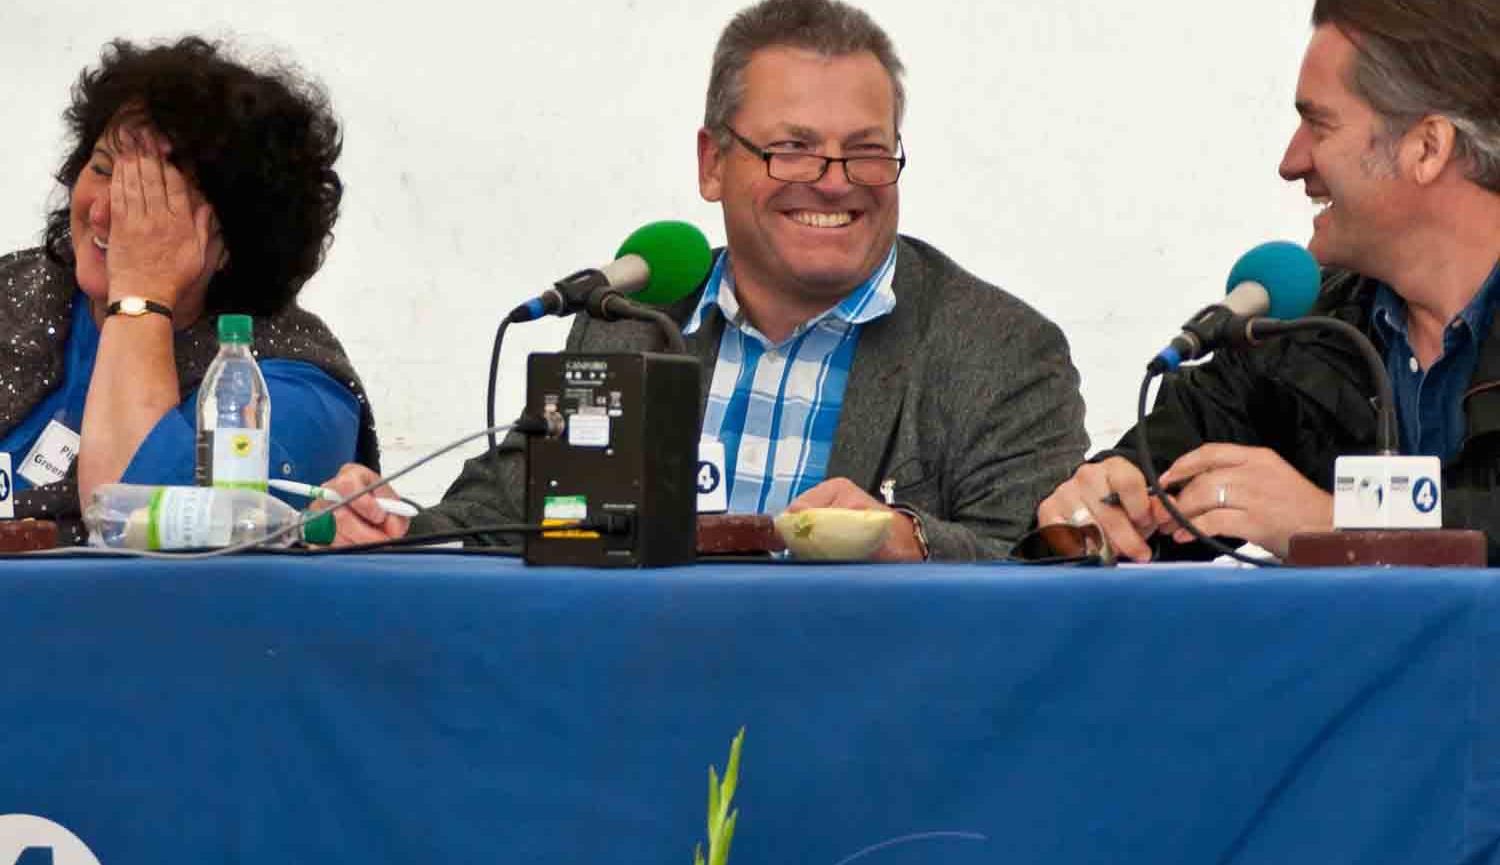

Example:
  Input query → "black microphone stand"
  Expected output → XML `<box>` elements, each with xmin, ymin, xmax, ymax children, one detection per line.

<box><xmin>1245</xmin><ymin>317</ymin><xmax>1399</xmax><ymax>454</ymax></box>
<box><xmin>585</xmin><ymin>289</ymin><xmax>689</xmax><ymax>355</ymax></box>
<box><xmin>1135</xmin><ymin>314</ymin><xmax>1402</xmax><ymax>566</ymax></box>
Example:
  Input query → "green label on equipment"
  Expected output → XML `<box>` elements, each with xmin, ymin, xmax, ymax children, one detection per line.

<box><xmin>543</xmin><ymin>495</ymin><xmax>588</xmax><ymax>521</ymax></box>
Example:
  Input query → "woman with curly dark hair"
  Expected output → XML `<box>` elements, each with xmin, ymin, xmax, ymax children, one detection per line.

<box><xmin>0</xmin><ymin>37</ymin><xmax>379</xmax><ymax>543</ymax></box>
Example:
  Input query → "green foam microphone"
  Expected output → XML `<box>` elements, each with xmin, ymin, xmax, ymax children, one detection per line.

<box><xmin>612</xmin><ymin>220</ymin><xmax>713</xmax><ymax>306</ymax></box>
<box><xmin>510</xmin><ymin>221</ymin><xmax>713</xmax><ymax>324</ymax></box>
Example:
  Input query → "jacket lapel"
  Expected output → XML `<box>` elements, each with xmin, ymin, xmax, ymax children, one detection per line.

<box><xmin>1463</xmin><ymin>298</ymin><xmax>1500</xmax><ymax>447</ymax></box>
<box><xmin>826</xmin><ymin>240</ymin><xmax>923</xmax><ymax>493</ymax></box>
<box><xmin>684</xmin><ymin>303</ymin><xmax>723</xmax><ymax>422</ymax></box>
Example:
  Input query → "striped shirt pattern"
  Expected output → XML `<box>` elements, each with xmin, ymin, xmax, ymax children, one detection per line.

<box><xmin>684</xmin><ymin>246</ymin><xmax>898</xmax><ymax>514</ymax></box>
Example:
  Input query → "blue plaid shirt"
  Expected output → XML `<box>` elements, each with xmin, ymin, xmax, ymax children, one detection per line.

<box><xmin>684</xmin><ymin>246</ymin><xmax>898</xmax><ymax>514</ymax></box>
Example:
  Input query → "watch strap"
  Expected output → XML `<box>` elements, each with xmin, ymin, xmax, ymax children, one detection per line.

<box><xmin>890</xmin><ymin>503</ymin><xmax>931</xmax><ymax>561</ymax></box>
<box><xmin>106</xmin><ymin>297</ymin><xmax>174</xmax><ymax>319</ymax></box>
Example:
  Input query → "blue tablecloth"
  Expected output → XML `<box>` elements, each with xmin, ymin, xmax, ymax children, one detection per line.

<box><xmin>0</xmin><ymin>553</ymin><xmax>1497</xmax><ymax>864</ymax></box>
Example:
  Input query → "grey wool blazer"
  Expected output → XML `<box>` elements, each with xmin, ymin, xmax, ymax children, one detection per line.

<box><xmin>415</xmin><ymin>235</ymin><xmax>1088</xmax><ymax>559</ymax></box>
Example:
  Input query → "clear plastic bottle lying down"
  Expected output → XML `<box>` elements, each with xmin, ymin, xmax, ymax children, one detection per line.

<box><xmin>84</xmin><ymin>483</ymin><xmax>334</xmax><ymax>550</ymax></box>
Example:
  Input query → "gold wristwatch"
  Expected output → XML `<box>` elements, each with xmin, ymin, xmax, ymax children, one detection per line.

<box><xmin>106</xmin><ymin>297</ymin><xmax>173</xmax><ymax>319</ymax></box>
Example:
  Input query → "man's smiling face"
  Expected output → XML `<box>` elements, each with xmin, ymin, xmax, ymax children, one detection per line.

<box><xmin>1278</xmin><ymin>24</ymin><xmax>1414</xmax><ymax>273</ymax></box>
<box><xmin>699</xmin><ymin>45</ymin><xmax>901</xmax><ymax>308</ymax></box>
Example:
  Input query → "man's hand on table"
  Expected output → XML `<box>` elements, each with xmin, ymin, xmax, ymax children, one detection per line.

<box><xmin>1156</xmin><ymin>444</ymin><xmax>1332</xmax><ymax>559</ymax></box>
<box><xmin>1037</xmin><ymin>456</ymin><xmax>1157</xmax><ymax>562</ymax></box>
<box><xmin>1039</xmin><ymin>446</ymin><xmax>1333</xmax><ymax>561</ymax></box>
<box><xmin>786</xmin><ymin>477</ymin><xmax>925</xmax><ymax>562</ymax></box>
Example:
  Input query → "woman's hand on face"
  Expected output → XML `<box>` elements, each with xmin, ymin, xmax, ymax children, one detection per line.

<box><xmin>104</xmin><ymin>128</ymin><xmax>224</xmax><ymax>308</ymax></box>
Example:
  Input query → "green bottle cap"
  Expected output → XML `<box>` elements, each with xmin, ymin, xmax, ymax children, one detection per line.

<box><xmin>217</xmin><ymin>314</ymin><xmax>254</xmax><ymax>345</ymax></box>
<box><xmin>301</xmin><ymin>510</ymin><xmax>336</xmax><ymax>546</ymax></box>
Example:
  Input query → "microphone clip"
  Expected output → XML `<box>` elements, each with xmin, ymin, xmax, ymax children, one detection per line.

<box><xmin>585</xmin><ymin>288</ymin><xmax>626</xmax><ymax>321</ymax></box>
<box><xmin>553</xmin><ymin>268</ymin><xmax>612</xmax><ymax>313</ymax></box>
<box><xmin>1149</xmin><ymin>304</ymin><xmax>1246</xmax><ymax>374</ymax></box>
<box><xmin>1180</xmin><ymin>303</ymin><xmax>1250</xmax><ymax>353</ymax></box>
<box><xmin>506</xmin><ymin>269</ymin><xmax>612</xmax><ymax>324</ymax></box>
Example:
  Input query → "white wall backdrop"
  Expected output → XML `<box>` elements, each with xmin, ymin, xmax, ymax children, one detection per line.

<box><xmin>0</xmin><ymin>0</ymin><xmax>1319</xmax><ymax>502</ymax></box>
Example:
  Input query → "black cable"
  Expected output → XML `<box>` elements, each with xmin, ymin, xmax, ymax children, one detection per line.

<box><xmin>596</xmin><ymin>295</ymin><xmax>689</xmax><ymax>354</ymax></box>
<box><xmin>1134</xmin><ymin>371</ymin><xmax>1283</xmax><ymax>567</ymax></box>
<box><xmin>486</xmin><ymin>316</ymin><xmax>514</xmax><ymax>454</ymax></box>
<box><xmin>1131</xmin><ymin>313</ymin><xmax>1401</xmax><ymax>566</ymax></box>
<box><xmin>633</xmin><ymin>305</ymin><xmax>689</xmax><ymax>355</ymax></box>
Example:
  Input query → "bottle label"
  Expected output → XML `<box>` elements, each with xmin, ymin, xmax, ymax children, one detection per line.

<box><xmin>211</xmin><ymin>429</ymin><xmax>269</xmax><ymax>490</ymax></box>
<box><xmin>148</xmin><ymin>487</ymin><xmax>233</xmax><ymax>549</ymax></box>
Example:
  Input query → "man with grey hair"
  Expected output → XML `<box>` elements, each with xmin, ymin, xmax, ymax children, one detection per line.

<box><xmin>674</xmin><ymin>0</ymin><xmax>1086</xmax><ymax>560</ymax></box>
<box><xmin>1040</xmin><ymin>0</ymin><xmax>1500</xmax><ymax>563</ymax></box>
<box><xmin>324</xmin><ymin>0</ymin><xmax>1089</xmax><ymax>561</ymax></box>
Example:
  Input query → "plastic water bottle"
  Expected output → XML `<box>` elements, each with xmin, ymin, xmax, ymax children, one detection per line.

<box><xmin>195</xmin><ymin>314</ymin><xmax>270</xmax><ymax>489</ymax></box>
<box><xmin>84</xmin><ymin>483</ymin><xmax>334</xmax><ymax>550</ymax></box>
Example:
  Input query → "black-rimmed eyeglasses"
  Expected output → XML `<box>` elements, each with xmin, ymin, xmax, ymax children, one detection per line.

<box><xmin>723</xmin><ymin>126</ymin><xmax>906</xmax><ymax>187</ymax></box>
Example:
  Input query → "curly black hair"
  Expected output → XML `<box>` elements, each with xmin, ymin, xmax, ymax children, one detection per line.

<box><xmin>42</xmin><ymin>37</ymin><xmax>343</xmax><ymax>316</ymax></box>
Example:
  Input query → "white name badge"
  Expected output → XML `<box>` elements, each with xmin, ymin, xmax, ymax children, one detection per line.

<box><xmin>18</xmin><ymin>419</ymin><xmax>81</xmax><ymax>488</ymax></box>
<box><xmin>697</xmin><ymin>439</ymin><xmax>728</xmax><ymax>514</ymax></box>
<box><xmin>0</xmin><ymin>453</ymin><xmax>13</xmax><ymax>519</ymax></box>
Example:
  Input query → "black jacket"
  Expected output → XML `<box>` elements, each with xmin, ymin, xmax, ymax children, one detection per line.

<box><xmin>1103</xmin><ymin>271</ymin><xmax>1500</xmax><ymax>564</ymax></box>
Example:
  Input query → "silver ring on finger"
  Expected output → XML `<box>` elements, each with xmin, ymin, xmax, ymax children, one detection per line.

<box><xmin>1069</xmin><ymin>506</ymin><xmax>1093</xmax><ymax>526</ymax></box>
<box><xmin>1216</xmin><ymin>484</ymin><xmax>1229</xmax><ymax>509</ymax></box>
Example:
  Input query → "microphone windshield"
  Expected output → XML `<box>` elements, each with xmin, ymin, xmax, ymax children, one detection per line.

<box><xmin>615</xmin><ymin>221</ymin><xmax>713</xmax><ymax>305</ymax></box>
<box><xmin>1225</xmin><ymin>241</ymin><xmax>1321</xmax><ymax>320</ymax></box>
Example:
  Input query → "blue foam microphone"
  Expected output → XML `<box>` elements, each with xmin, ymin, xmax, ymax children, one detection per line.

<box><xmin>1149</xmin><ymin>241</ymin><xmax>1322</xmax><ymax>374</ymax></box>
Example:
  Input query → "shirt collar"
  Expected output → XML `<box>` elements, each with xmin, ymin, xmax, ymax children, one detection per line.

<box><xmin>683</xmin><ymin>244</ymin><xmax>899</xmax><ymax>346</ymax></box>
<box><xmin>1371</xmin><ymin>259</ymin><xmax>1500</xmax><ymax>344</ymax></box>
<box><xmin>1370</xmin><ymin>282</ymin><xmax>1406</xmax><ymax>343</ymax></box>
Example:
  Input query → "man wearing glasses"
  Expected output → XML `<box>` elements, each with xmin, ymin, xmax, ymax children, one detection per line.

<box><xmin>327</xmin><ymin>0</ymin><xmax>1087</xmax><ymax>560</ymax></box>
<box><xmin>673</xmin><ymin>0</ymin><xmax>1085</xmax><ymax>562</ymax></box>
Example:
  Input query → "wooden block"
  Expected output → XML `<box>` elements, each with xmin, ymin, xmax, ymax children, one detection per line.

<box><xmin>1287</xmin><ymin>530</ymin><xmax>1486</xmax><ymax>567</ymax></box>
<box><xmin>697</xmin><ymin>514</ymin><xmax>785</xmax><ymax>555</ymax></box>
<box><xmin>0</xmin><ymin>519</ymin><xmax>59</xmax><ymax>553</ymax></box>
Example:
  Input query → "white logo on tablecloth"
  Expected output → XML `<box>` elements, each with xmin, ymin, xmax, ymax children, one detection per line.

<box><xmin>0</xmin><ymin>815</ymin><xmax>101</xmax><ymax>865</ymax></box>
<box><xmin>0</xmin><ymin>453</ymin><xmax>12</xmax><ymax>520</ymax></box>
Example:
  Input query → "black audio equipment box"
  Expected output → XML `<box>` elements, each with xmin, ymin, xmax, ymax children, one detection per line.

<box><xmin>523</xmin><ymin>351</ymin><xmax>700</xmax><ymax>567</ymax></box>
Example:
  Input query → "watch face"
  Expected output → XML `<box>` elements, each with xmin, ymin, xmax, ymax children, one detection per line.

<box><xmin>120</xmin><ymin>297</ymin><xmax>147</xmax><ymax>315</ymax></box>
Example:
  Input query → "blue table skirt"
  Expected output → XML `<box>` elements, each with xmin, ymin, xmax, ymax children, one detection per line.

<box><xmin>0</xmin><ymin>554</ymin><xmax>1496</xmax><ymax>864</ymax></box>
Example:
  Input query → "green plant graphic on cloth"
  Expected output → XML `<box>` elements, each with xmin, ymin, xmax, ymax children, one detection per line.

<box><xmin>689</xmin><ymin>727</ymin><xmax>986</xmax><ymax>865</ymax></box>
<box><xmin>694</xmin><ymin>728</ymin><xmax>744</xmax><ymax>865</ymax></box>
